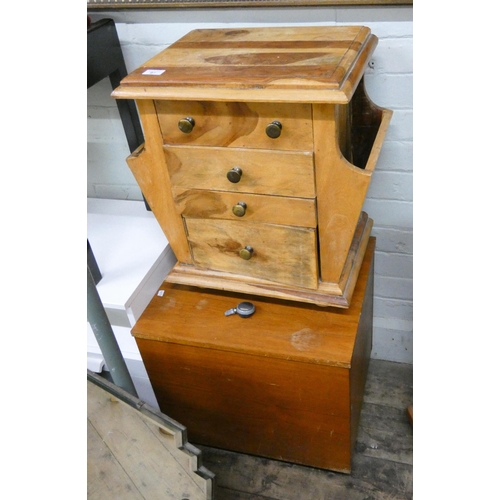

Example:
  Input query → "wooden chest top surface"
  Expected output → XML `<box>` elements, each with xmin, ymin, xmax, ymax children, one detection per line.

<box><xmin>114</xmin><ymin>26</ymin><xmax>377</xmax><ymax>103</ymax></box>
<box><xmin>131</xmin><ymin>238</ymin><xmax>375</xmax><ymax>369</ymax></box>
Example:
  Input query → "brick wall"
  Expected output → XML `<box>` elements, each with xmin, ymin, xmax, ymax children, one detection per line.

<box><xmin>87</xmin><ymin>6</ymin><xmax>413</xmax><ymax>363</ymax></box>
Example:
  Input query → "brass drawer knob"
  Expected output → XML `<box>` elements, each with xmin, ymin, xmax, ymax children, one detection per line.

<box><xmin>232</xmin><ymin>201</ymin><xmax>247</xmax><ymax>217</ymax></box>
<box><xmin>178</xmin><ymin>117</ymin><xmax>195</xmax><ymax>133</ymax></box>
<box><xmin>265</xmin><ymin>120</ymin><xmax>282</xmax><ymax>139</ymax></box>
<box><xmin>227</xmin><ymin>166</ymin><xmax>243</xmax><ymax>183</ymax></box>
<box><xmin>239</xmin><ymin>246</ymin><xmax>254</xmax><ymax>260</ymax></box>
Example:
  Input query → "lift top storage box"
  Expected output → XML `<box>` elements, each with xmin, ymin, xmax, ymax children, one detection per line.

<box><xmin>131</xmin><ymin>237</ymin><xmax>375</xmax><ymax>473</ymax></box>
<box><xmin>113</xmin><ymin>26</ymin><xmax>391</xmax><ymax>308</ymax></box>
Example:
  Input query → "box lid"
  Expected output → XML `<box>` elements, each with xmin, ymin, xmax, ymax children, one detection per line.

<box><xmin>131</xmin><ymin>238</ymin><xmax>374</xmax><ymax>369</ymax></box>
<box><xmin>112</xmin><ymin>26</ymin><xmax>377</xmax><ymax>104</ymax></box>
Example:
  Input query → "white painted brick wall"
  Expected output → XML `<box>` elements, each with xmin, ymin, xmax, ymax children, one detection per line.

<box><xmin>87</xmin><ymin>6</ymin><xmax>413</xmax><ymax>363</ymax></box>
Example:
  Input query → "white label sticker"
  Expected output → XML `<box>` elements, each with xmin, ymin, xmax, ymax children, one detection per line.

<box><xmin>157</xmin><ymin>290</ymin><xmax>165</xmax><ymax>297</ymax></box>
<box><xmin>142</xmin><ymin>69</ymin><xmax>165</xmax><ymax>76</ymax></box>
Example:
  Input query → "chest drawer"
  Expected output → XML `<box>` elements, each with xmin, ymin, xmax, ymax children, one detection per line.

<box><xmin>185</xmin><ymin>218</ymin><xmax>318</xmax><ymax>289</ymax></box>
<box><xmin>172</xmin><ymin>189</ymin><xmax>317</xmax><ymax>228</ymax></box>
<box><xmin>155</xmin><ymin>101</ymin><xmax>313</xmax><ymax>151</ymax></box>
<box><xmin>165</xmin><ymin>145</ymin><xmax>315</xmax><ymax>198</ymax></box>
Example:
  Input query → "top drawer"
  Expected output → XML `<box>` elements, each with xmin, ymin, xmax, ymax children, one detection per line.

<box><xmin>154</xmin><ymin>101</ymin><xmax>313</xmax><ymax>151</ymax></box>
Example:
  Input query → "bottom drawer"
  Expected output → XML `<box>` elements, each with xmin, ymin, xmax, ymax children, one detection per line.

<box><xmin>185</xmin><ymin>218</ymin><xmax>318</xmax><ymax>289</ymax></box>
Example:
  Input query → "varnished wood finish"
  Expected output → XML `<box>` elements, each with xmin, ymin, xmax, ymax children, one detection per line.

<box><xmin>132</xmin><ymin>238</ymin><xmax>375</xmax><ymax>473</ymax></box>
<box><xmin>313</xmin><ymin>81</ymin><xmax>392</xmax><ymax>285</ymax></box>
<box><xmin>313</xmin><ymin>101</ymin><xmax>371</xmax><ymax>283</ymax></box>
<box><xmin>171</xmin><ymin>189</ymin><xmax>317</xmax><ymax>228</ymax></box>
<box><xmin>165</xmin><ymin>146</ymin><xmax>315</xmax><ymax>198</ymax></box>
<box><xmin>185</xmin><ymin>218</ymin><xmax>319</xmax><ymax>289</ymax></box>
<box><xmin>112</xmin><ymin>26</ymin><xmax>377</xmax><ymax>104</ymax></box>
<box><xmin>349</xmin><ymin>240</ymin><xmax>374</xmax><ymax>452</ymax></box>
<box><xmin>197</xmin><ymin>359</ymin><xmax>413</xmax><ymax>500</ymax></box>
<box><xmin>116</xmin><ymin>27</ymin><xmax>392</xmax><ymax>307</ymax></box>
<box><xmin>164</xmin><ymin>211</ymin><xmax>372</xmax><ymax>307</ymax></box>
<box><xmin>126</xmin><ymin>100</ymin><xmax>192</xmax><ymax>263</ymax></box>
<box><xmin>156</xmin><ymin>101</ymin><xmax>313</xmax><ymax>150</ymax></box>
<box><xmin>136</xmin><ymin>341</ymin><xmax>352</xmax><ymax>470</ymax></box>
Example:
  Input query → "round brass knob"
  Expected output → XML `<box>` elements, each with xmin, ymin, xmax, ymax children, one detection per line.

<box><xmin>178</xmin><ymin>117</ymin><xmax>195</xmax><ymax>134</ymax></box>
<box><xmin>265</xmin><ymin>120</ymin><xmax>282</xmax><ymax>139</ymax></box>
<box><xmin>239</xmin><ymin>246</ymin><xmax>253</xmax><ymax>260</ymax></box>
<box><xmin>232</xmin><ymin>201</ymin><xmax>247</xmax><ymax>217</ymax></box>
<box><xmin>227</xmin><ymin>166</ymin><xmax>243</xmax><ymax>183</ymax></box>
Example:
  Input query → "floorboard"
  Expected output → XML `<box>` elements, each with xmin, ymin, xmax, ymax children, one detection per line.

<box><xmin>196</xmin><ymin>359</ymin><xmax>413</xmax><ymax>500</ymax></box>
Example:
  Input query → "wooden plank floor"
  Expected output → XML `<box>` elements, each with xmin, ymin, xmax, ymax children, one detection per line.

<box><xmin>195</xmin><ymin>359</ymin><xmax>413</xmax><ymax>500</ymax></box>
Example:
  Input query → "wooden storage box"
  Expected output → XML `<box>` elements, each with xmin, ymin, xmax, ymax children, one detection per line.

<box><xmin>131</xmin><ymin>237</ymin><xmax>375</xmax><ymax>473</ymax></box>
<box><xmin>113</xmin><ymin>26</ymin><xmax>391</xmax><ymax>308</ymax></box>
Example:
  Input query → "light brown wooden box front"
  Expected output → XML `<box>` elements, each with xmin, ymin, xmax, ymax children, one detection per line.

<box><xmin>132</xmin><ymin>238</ymin><xmax>375</xmax><ymax>473</ymax></box>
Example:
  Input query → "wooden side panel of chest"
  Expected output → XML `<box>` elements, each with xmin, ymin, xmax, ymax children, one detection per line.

<box><xmin>132</xmin><ymin>238</ymin><xmax>375</xmax><ymax>473</ymax></box>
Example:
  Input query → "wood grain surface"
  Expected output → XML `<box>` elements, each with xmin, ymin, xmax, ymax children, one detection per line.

<box><xmin>126</xmin><ymin>100</ymin><xmax>193</xmax><ymax>263</ymax></box>
<box><xmin>133</xmin><ymin>238</ymin><xmax>376</xmax><ymax>367</ymax></box>
<box><xmin>164</xmin><ymin>214</ymin><xmax>372</xmax><ymax>307</ymax></box>
<box><xmin>116</xmin><ymin>26</ymin><xmax>391</xmax><ymax>308</ymax></box>
<box><xmin>185</xmin><ymin>217</ymin><xmax>318</xmax><ymax>288</ymax></box>
<box><xmin>132</xmin><ymin>239</ymin><xmax>375</xmax><ymax>472</ymax></box>
<box><xmin>196</xmin><ymin>359</ymin><xmax>413</xmax><ymax>500</ymax></box>
<box><xmin>171</xmin><ymin>189</ymin><xmax>317</xmax><ymax>228</ymax></box>
<box><xmin>165</xmin><ymin>145</ymin><xmax>315</xmax><ymax>198</ymax></box>
<box><xmin>112</xmin><ymin>26</ymin><xmax>378</xmax><ymax>103</ymax></box>
<box><xmin>156</xmin><ymin>101</ymin><xmax>314</xmax><ymax>150</ymax></box>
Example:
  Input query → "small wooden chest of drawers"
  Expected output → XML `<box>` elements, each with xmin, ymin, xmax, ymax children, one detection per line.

<box><xmin>131</xmin><ymin>237</ymin><xmax>375</xmax><ymax>473</ymax></box>
<box><xmin>113</xmin><ymin>26</ymin><xmax>391</xmax><ymax>308</ymax></box>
